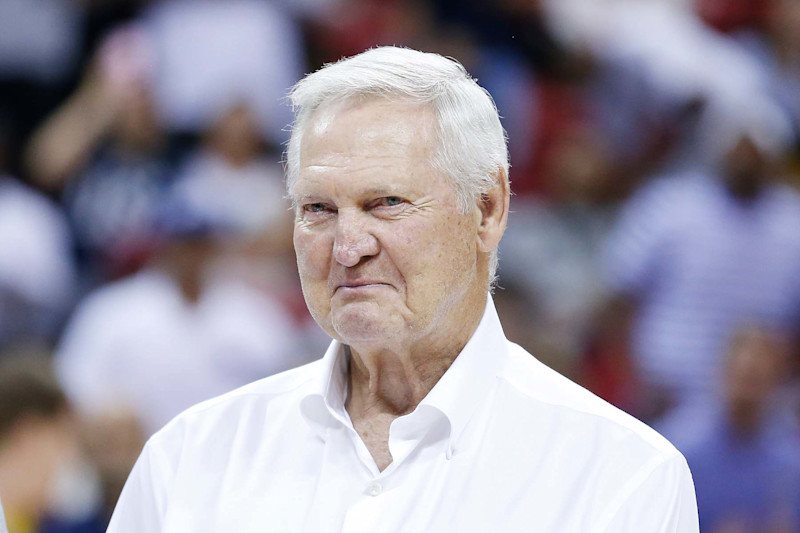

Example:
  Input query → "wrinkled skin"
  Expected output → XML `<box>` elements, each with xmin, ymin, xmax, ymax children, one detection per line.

<box><xmin>293</xmin><ymin>99</ymin><xmax>498</xmax><ymax>358</ymax></box>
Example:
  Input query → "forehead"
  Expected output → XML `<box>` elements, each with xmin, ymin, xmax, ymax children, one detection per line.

<box><xmin>294</xmin><ymin>99</ymin><xmax>444</xmax><ymax>196</ymax></box>
<box><xmin>306</xmin><ymin>97</ymin><xmax>436</xmax><ymax>143</ymax></box>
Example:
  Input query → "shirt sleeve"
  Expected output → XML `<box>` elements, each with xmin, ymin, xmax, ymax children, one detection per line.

<box><xmin>107</xmin><ymin>439</ymin><xmax>173</xmax><ymax>533</ymax></box>
<box><xmin>598</xmin><ymin>453</ymin><xmax>699</xmax><ymax>533</ymax></box>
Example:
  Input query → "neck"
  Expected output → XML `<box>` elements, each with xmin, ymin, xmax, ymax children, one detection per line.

<box><xmin>345</xmin><ymin>291</ymin><xmax>486</xmax><ymax>419</ymax></box>
<box><xmin>345</xmin><ymin>346</ymin><xmax>457</xmax><ymax>417</ymax></box>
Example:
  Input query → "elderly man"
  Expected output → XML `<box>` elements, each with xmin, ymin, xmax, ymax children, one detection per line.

<box><xmin>108</xmin><ymin>47</ymin><xmax>697</xmax><ymax>532</ymax></box>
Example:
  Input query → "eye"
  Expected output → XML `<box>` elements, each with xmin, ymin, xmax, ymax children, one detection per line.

<box><xmin>375</xmin><ymin>196</ymin><xmax>405</xmax><ymax>208</ymax></box>
<box><xmin>383</xmin><ymin>196</ymin><xmax>403</xmax><ymax>207</ymax></box>
<box><xmin>303</xmin><ymin>202</ymin><xmax>335</xmax><ymax>214</ymax></box>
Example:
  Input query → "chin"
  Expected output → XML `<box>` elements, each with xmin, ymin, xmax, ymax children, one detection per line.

<box><xmin>331</xmin><ymin>307</ymin><xmax>402</xmax><ymax>345</ymax></box>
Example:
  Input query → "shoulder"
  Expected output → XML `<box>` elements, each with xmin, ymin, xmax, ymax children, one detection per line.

<box><xmin>110</xmin><ymin>360</ymin><xmax>324</xmax><ymax>516</ymax></box>
<box><xmin>499</xmin><ymin>342</ymin><xmax>681</xmax><ymax>461</ymax></box>
<box><xmin>177</xmin><ymin>359</ymin><xmax>320</xmax><ymax>414</ymax></box>
<box><xmin>486</xmin><ymin>342</ymin><xmax>696</xmax><ymax>527</ymax></box>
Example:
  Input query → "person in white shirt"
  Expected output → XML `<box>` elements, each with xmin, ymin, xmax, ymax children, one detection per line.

<box><xmin>108</xmin><ymin>46</ymin><xmax>698</xmax><ymax>532</ymax></box>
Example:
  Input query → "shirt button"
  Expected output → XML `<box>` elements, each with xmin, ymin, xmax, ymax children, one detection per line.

<box><xmin>367</xmin><ymin>481</ymin><xmax>382</xmax><ymax>497</ymax></box>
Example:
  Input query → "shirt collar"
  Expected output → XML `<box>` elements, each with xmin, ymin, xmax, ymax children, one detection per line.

<box><xmin>418</xmin><ymin>295</ymin><xmax>507</xmax><ymax>451</ymax></box>
<box><xmin>299</xmin><ymin>339</ymin><xmax>351</xmax><ymax>439</ymax></box>
<box><xmin>300</xmin><ymin>295</ymin><xmax>508</xmax><ymax>449</ymax></box>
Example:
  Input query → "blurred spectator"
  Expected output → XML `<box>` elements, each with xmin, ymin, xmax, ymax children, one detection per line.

<box><xmin>602</xmin><ymin>96</ymin><xmax>800</xmax><ymax>419</ymax></box>
<box><xmin>659</xmin><ymin>326</ymin><xmax>800</xmax><ymax>532</ymax></box>
<box><xmin>0</xmin><ymin>353</ymin><xmax>77</xmax><ymax>533</ymax></box>
<box><xmin>0</xmin><ymin>0</ymin><xmax>84</xmax><ymax>176</ymax></box>
<box><xmin>464</xmin><ymin>1</ymin><xmax>722</xmax><ymax>196</ymax></box>
<box><xmin>25</xmin><ymin>25</ymin><xmax>177</xmax><ymax>290</ymax></box>
<box><xmin>733</xmin><ymin>0</ymin><xmax>800</xmax><ymax>151</ymax></box>
<box><xmin>170</xmin><ymin>103</ymin><xmax>290</xmax><ymax>239</ymax></box>
<box><xmin>498</xmin><ymin>124</ymin><xmax>617</xmax><ymax>377</ymax></box>
<box><xmin>55</xmin><ymin>200</ymin><xmax>312</xmax><ymax>437</ymax></box>
<box><xmin>0</xmin><ymin>177</ymin><xmax>75</xmax><ymax>350</ymax></box>
<box><xmin>168</xmin><ymin>101</ymin><xmax>303</xmax><ymax>323</ymax></box>
<box><xmin>140</xmin><ymin>0</ymin><xmax>303</xmax><ymax>145</ymax></box>
<box><xmin>540</xmin><ymin>1</ymin><xmax>767</xmax><ymax>138</ymax></box>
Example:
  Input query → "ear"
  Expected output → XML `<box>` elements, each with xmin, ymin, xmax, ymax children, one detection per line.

<box><xmin>476</xmin><ymin>168</ymin><xmax>510</xmax><ymax>253</ymax></box>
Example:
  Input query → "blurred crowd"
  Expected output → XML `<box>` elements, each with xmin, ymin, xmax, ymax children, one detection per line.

<box><xmin>0</xmin><ymin>0</ymin><xmax>799</xmax><ymax>531</ymax></box>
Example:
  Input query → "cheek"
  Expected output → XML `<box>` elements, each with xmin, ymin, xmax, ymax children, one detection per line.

<box><xmin>401</xmin><ymin>213</ymin><xmax>476</xmax><ymax>287</ymax></box>
<box><xmin>294</xmin><ymin>228</ymin><xmax>332</xmax><ymax>280</ymax></box>
<box><xmin>294</xmin><ymin>228</ymin><xmax>335</xmax><ymax>325</ymax></box>
<box><xmin>436</xmin><ymin>211</ymin><xmax>476</xmax><ymax>259</ymax></box>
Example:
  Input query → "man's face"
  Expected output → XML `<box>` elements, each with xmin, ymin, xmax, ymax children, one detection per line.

<box><xmin>292</xmin><ymin>99</ymin><xmax>483</xmax><ymax>350</ymax></box>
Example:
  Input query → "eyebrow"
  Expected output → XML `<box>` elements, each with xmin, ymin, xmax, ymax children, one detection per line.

<box><xmin>294</xmin><ymin>186</ymin><xmax>405</xmax><ymax>204</ymax></box>
<box><xmin>294</xmin><ymin>194</ymin><xmax>327</xmax><ymax>204</ymax></box>
<box><xmin>361</xmin><ymin>186</ymin><xmax>400</xmax><ymax>196</ymax></box>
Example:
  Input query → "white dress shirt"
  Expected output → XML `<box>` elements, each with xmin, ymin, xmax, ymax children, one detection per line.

<box><xmin>108</xmin><ymin>297</ymin><xmax>698</xmax><ymax>532</ymax></box>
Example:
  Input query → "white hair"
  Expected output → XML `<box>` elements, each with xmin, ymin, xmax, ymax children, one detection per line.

<box><xmin>286</xmin><ymin>46</ymin><xmax>509</xmax><ymax>281</ymax></box>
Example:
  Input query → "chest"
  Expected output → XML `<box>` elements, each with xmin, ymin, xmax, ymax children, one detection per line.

<box><xmin>159</xmin><ymin>392</ymin><xmax>646</xmax><ymax>533</ymax></box>
<box><xmin>349</xmin><ymin>413</ymin><xmax>394</xmax><ymax>472</ymax></box>
<box><xmin>163</xmin><ymin>440</ymin><xmax>604</xmax><ymax>533</ymax></box>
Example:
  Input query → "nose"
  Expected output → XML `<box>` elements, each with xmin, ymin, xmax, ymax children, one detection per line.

<box><xmin>333</xmin><ymin>208</ymin><xmax>379</xmax><ymax>267</ymax></box>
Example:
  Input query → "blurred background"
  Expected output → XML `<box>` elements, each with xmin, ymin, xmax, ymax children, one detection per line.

<box><xmin>0</xmin><ymin>0</ymin><xmax>799</xmax><ymax>531</ymax></box>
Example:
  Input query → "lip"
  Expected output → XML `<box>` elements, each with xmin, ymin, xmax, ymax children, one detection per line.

<box><xmin>335</xmin><ymin>282</ymin><xmax>392</xmax><ymax>291</ymax></box>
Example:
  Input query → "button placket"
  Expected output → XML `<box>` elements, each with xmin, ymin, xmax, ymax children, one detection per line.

<box><xmin>366</xmin><ymin>481</ymin><xmax>382</xmax><ymax>497</ymax></box>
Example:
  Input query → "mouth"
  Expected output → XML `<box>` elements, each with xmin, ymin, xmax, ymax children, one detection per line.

<box><xmin>335</xmin><ymin>282</ymin><xmax>392</xmax><ymax>292</ymax></box>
